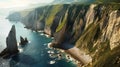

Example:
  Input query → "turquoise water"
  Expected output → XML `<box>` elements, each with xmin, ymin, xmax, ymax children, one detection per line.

<box><xmin>0</xmin><ymin>13</ymin><xmax>76</xmax><ymax>67</ymax></box>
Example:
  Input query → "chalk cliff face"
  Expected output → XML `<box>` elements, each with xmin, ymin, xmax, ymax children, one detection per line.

<box><xmin>8</xmin><ymin>3</ymin><xmax>120</xmax><ymax>67</ymax></box>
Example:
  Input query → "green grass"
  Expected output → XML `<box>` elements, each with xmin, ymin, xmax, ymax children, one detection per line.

<box><xmin>92</xmin><ymin>45</ymin><xmax>120</xmax><ymax>67</ymax></box>
<box><xmin>76</xmin><ymin>23</ymin><xmax>100</xmax><ymax>52</ymax></box>
<box><xmin>95</xmin><ymin>0</ymin><xmax>120</xmax><ymax>3</ymax></box>
<box><xmin>94</xmin><ymin>3</ymin><xmax>120</xmax><ymax>11</ymax></box>
<box><xmin>55</xmin><ymin>10</ymin><xmax>68</xmax><ymax>32</ymax></box>
<box><xmin>38</xmin><ymin>9</ymin><xmax>46</xmax><ymax>21</ymax></box>
<box><xmin>45</xmin><ymin>4</ymin><xmax>63</xmax><ymax>26</ymax></box>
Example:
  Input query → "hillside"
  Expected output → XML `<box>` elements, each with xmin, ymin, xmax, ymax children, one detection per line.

<box><xmin>7</xmin><ymin>3</ymin><xmax>120</xmax><ymax>67</ymax></box>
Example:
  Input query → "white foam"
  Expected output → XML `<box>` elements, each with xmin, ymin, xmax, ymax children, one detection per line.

<box><xmin>47</xmin><ymin>50</ymin><xmax>54</xmax><ymax>54</ymax></box>
<box><xmin>17</xmin><ymin>43</ymin><xmax>19</xmax><ymax>46</ymax></box>
<box><xmin>43</xmin><ymin>44</ymin><xmax>47</xmax><ymax>46</ymax></box>
<box><xmin>40</xmin><ymin>33</ymin><xmax>44</xmax><ymax>36</ymax></box>
<box><xmin>38</xmin><ymin>31</ymin><xmax>44</xmax><ymax>33</ymax></box>
<box><xmin>45</xmin><ymin>34</ymin><xmax>50</xmax><ymax>38</ymax></box>
<box><xmin>28</xmin><ymin>41</ymin><xmax>31</xmax><ymax>43</ymax></box>
<box><xmin>47</xmin><ymin>43</ymin><xmax>52</xmax><ymax>48</ymax></box>
<box><xmin>18</xmin><ymin>48</ymin><xmax>23</xmax><ymax>53</ymax></box>
<box><xmin>47</xmin><ymin>51</ymin><xmax>51</xmax><ymax>53</ymax></box>
<box><xmin>51</xmin><ymin>37</ymin><xmax>54</xmax><ymax>39</ymax></box>
<box><xmin>49</xmin><ymin>60</ymin><xmax>56</xmax><ymax>64</ymax></box>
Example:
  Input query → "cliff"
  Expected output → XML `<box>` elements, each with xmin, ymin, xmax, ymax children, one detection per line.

<box><xmin>6</xmin><ymin>12</ymin><xmax>22</xmax><ymax>22</ymax></box>
<box><xmin>8</xmin><ymin>3</ymin><xmax>120</xmax><ymax>67</ymax></box>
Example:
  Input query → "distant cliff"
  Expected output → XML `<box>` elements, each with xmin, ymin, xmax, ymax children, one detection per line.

<box><xmin>8</xmin><ymin>3</ymin><xmax>120</xmax><ymax>67</ymax></box>
<box><xmin>6</xmin><ymin>12</ymin><xmax>22</xmax><ymax>22</ymax></box>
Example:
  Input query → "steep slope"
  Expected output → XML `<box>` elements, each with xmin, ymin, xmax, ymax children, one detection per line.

<box><xmin>7</xmin><ymin>3</ymin><xmax>120</xmax><ymax>67</ymax></box>
<box><xmin>75</xmin><ymin>4</ymin><xmax>120</xmax><ymax>67</ymax></box>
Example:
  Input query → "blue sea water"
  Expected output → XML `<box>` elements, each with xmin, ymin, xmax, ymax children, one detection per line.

<box><xmin>0</xmin><ymin>12</ymin><xmax>77</xmax><ymax>67</ymax></box>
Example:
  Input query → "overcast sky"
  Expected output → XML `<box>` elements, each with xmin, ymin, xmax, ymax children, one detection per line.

<box><xmin>0</xmin><ymin>0</ymin><xmax>54</xmax><ymax>8</ymax></box>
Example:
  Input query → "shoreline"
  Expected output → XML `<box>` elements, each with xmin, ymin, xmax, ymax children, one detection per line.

<box><xmin>48</xmin><ymin>42</ymin><xmax>92</xmax><ymax>66</ymax></box>
<box><xmin>24</xmin><ymin>28</ymin><xmax>92</xmax><ymax>66</ymax></box>
<box><xmin>65</xmin><ymin>47</ymin><xmax>92</xmax><ymax>66</ymax></box>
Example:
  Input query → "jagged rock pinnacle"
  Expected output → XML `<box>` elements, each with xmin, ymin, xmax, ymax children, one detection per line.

<box><xmin>6</xmin><ymin>25</ymin><xmax>18</xmax><ymax>53</ymax></box>
<box><xmin>0</xmin><ymin>25</ymin><xmax>19</xmax><ymax>58</ymax></box>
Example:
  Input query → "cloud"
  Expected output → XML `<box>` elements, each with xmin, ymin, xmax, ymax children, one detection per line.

<box><xmin>0</xmin><ymin>0</ymin><xmax>54</xmax><ymax>8</ymax></box>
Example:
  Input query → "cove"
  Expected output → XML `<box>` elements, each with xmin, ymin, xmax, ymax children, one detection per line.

<box><xmin>0</xmin><ymin>16</ymin><xmax>76</xmax><ymax>67</ymax></box>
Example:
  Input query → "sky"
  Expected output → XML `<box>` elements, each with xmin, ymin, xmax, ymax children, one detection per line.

<box><xmin>0</xmin><ymin>0</ymin><xmax>54</xmax><ymax>8</ymax></box>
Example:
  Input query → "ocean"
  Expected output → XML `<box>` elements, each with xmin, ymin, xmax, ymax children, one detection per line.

<box><xmin>0</xmin><ymin>11</ymin><xmax>76</xmax><ymax>67</ymax></box>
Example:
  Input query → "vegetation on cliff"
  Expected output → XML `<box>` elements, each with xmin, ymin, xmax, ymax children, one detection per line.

<box><xmin>7</xmin><ymin>2</ymin><xmax>120</xmax><ymax>67</ymax></box>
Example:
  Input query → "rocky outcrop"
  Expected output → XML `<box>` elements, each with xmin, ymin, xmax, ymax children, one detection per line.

<box><xmin>8</xmin><ymin>3</ymin><xmax>120</xmax><ymax>66</ymax></box>
<box><xmin>19</xmin><ymin>36</ymin><xmax>28</xmax><ymax>45</ymax></box>
<box><xmin>104</xmin><ymin>10</ymin><xmax>120</xmax><ymax>50</ymax></box>
<box><xmin>0</xmin><ymin>25</ymin><xmax>19</xmax><ymax>58</ymax></box>
<box><xmin>35</xmin><ymin>4</ymin><xmax>120</xmax><ymax>66</ymax></box>
<box><xmin>75</xmin><ymin>4</ymin><xmax>120</xmax><ymax>67</ymax></box>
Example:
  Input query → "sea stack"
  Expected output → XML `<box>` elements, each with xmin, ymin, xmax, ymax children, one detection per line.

<box><xmin>0</xmin><ymin>25</ymin><xmax>19</xmax><ymax>58</ymax></box>
<box><xmin>25</xmin><ymin>37</ymin><xmax>28</xmax><ymax>43</ymax></box>
<box><xmin>20</xmin><ymin>36</ymin><xmax>25</xmax><ymax>45</ymax></box>
<box><xmin>20</xmin><ymin>36</ymin><xmax>28</xmax><ymax>45</ymax></box>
